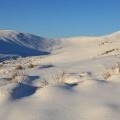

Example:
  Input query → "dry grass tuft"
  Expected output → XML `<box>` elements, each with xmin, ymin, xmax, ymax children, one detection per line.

<box><xmin>28</xmin><ymin>63</ymin><xmax>35</xmax><ymax>68</ymax></box>
<box><xmin>40</xmin><ymin>80</ymin><xmax>49</xmax><ymax>88</ymax></box>
<box><xmin>103</xmin><ymin>70</ymin><xmax>111</xmax><ymax>80</ymax></box>
<box><xmin>103</xmin><ymin>62</ymin><xmax>120</xmax><ymax>80</ymax></box>
<box><xmin>52</xmin><ymin>71</ymin><xmax>67</xmax><ymax>85</ymax></box>
<box><xmin>6</xmin><ymin>70</ymin><xmax>27</xmax><ymax>83</ymax></box>
<box><xmin>15</xmin><ymin>65</ymin><xmax>24</xmax><ymax>70</ymax></box>
<box><xmin>0</xmin><ymin>63</ymin><xmax>3</xmax><ymax>68</ymax></box>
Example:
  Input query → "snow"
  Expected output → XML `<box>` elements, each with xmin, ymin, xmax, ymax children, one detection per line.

<box><xmin>0</xmin><ymin>30</ymin><xmax>60</xmax><ymax>57</ymax></box>
<box><xmin>0</xmin><ymin>30</ymin><xmax>120</xmax><ymax>120</ymax></box>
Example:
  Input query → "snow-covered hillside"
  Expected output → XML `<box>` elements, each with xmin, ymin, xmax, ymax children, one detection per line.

<box><xmin>0</xmin><ymin>30</ymin><xmax>60</xmax><ymax>57</ymax></box>
<box><xmin>0</xmin><ymin>30</ymin><xmax>120</xmax><ymax>120</ymax></box>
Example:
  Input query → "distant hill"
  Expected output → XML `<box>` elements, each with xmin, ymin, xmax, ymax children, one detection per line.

<box><xmin>0</xmin><ymin>30</ymin><xmax>59</xmax><ymax>57</ymax></box>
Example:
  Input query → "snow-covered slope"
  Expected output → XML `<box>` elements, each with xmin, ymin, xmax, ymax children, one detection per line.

<box><xmin>0</xmin><ymin>30</ymin><xmax>120</xmax><ymax>120</ymax></box>
<box><xmin>0</xmin><ymin>30</ymin><xmax>60</xmax><ymax>57</ymax></box>
<box><xmin>0</xmin><ymin>30</ymin><xmax>120</xmax><ymax>58</ymax></box>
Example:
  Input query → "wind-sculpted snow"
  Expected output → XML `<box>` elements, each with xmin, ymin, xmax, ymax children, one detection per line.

<box><xmin>0</xmin><ymin>30</ymin><xmax>120</xmax><ymax>120</ymax></box>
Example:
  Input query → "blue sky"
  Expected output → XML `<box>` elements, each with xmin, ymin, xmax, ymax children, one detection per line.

<box><xmin>0</xmin><ymin>0</ymin><xmax>120</xmax><ymax>38</ymax></box>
